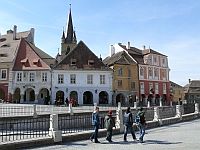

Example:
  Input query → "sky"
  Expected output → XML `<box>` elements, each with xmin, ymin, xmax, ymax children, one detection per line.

<box><xmin>0</xmin><ymin>0</ymin><xmax>200</xmax><ymax>86</ymax></box>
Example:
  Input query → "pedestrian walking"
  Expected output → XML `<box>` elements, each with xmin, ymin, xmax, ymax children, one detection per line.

<box><xmin>135</xmin><ymin>107</ymin><xmax>146</xmax><ymax>143</ymax></box>
<box><xmin>123</xmin><ymin>107</ymin><xmax>137</xmax><ymax>142</ymax></box>
<box><xmin>90</xmin><ymin>106</ymin><xmax>100</xmax><ymax>143</ymax></box>
<box><xmin>104</xmin><ymin>110</ymin><xmax>115</xmax><ymax>143</ymax></box>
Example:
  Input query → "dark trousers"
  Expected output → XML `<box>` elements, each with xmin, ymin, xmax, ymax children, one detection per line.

<box><xmin>123</xmin><ymin>125</ymin><xmax>136</xmax><ymax>141</ymax></box>
<box><xmin>106</xmin><ymin>129</ymin><xmax>113</xmax><ymax>141</ymax></box>
<box><xmin>90</xmin><ymin>125</ymin><xmax>99</xmax><ymax>142</ymax></box>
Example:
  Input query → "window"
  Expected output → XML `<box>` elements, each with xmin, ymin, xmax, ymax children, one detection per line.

<box><xmin>87</xmin><ymin>74</ymin><xmax>93</xmax><ymax>84</ymax></box>
<box><xmin>70</xmin><ymin>74</ymin><xmax>76</xmax><ymax>84</ymax></box>
<box><xmin>58</xmin><ymin>74</ymin><xmax>64</xmax><ymax>84</ymax></box>
<box><xmin>128</xmin><ymin>69</ymin><xmax>131</xmax><ymax>77</ymax></box>
<box><xmin>154</xmin><ymin>57</ymin><xmax>157</xmax><ymax>63</ymax></box>
<box><xmin>118</xmin><ymin>80</ymin><xmax>122</xmax><ymax>87</ymax></box>
<box><xmin>29</xmin><ymin>72</ymin><xmax>35</xmax><ymax>82</ymax></box>
<box><xmin>148</xmin><ymin>67</ymin><xmax>153</xmax><ymax>78</ymax></box>
<box><xmin>140</xmin><ymin>82</ymin><xmax>144</xmax><ymax>93</ymax></box>
<box><xmin>42</xmin><ymin>72</ymin><xmax>47</xmax><ymax>82</ymax></box>
<box><xmin>71</xmin><ymin>59</ymin><xmax>76</xmax><ymax>65</ymax></box>
<box><xmin>140</xmin><ymin>67</ymin><xmax>144</xmax><ymax>77</ymax></box>
<box><xmin>154</xmin><ymin>68</ymin><xmax>159</xmax><ymax>78</ymax></box>
<box><xmin>100</xmin><ymin>75</ymin><xmax>105</xmax><ymax>84</ymax></box>
<box><xmin>149</xmin><ymin>82</ymin><xmax>153</xmax><ymax>93</ymax></box>
<box><xmin>131</xmin><ymin>82</ymin><xmax>135</xmax><ymax>90</ymax></box>
<box><xmin>118</xmin><ymin>68</ymin><xmax>123</xmax><ymax>76</ymax></box>
<box><xmin>17</xmin><ymin>72</ymin><xmax>22</xmax><ymax>82</ymax></box>
<box><xmin>88</xmin><ymin>60</ymin><xmax>94</xmax><ymax>66</ymax></box>
<box><xmin>1</xmin><ymin>69</ymin><xmax>7</xmax><ymax>80</ymax></box>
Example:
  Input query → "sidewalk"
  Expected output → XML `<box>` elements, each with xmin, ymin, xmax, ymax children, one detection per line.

<box><xmin>27</xmin><ymin>119</ymin><xmax>200</xmax><ymax>150</ymax></box>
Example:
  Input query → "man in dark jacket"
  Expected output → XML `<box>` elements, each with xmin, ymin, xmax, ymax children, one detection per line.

<box><xmin>123</xmin><ymin>107</ymin><xmax>136</xmax><ymax>142</ymax></box>
<box><xmin>90</xmin><ymin>107</ymin><xmax>100</xmax><ymax>143</ymax></box>
<box><xmin>104</xmin><ymin>110</ymin><xmax>115</xmax><ymax>142</ymax></box>
<box><xmin>136</xmin><ymin>107</ymin><xmax>146</xmax><ymax>143</ymax></box>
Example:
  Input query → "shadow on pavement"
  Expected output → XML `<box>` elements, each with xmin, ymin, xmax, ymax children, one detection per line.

<box><xmin>142</xmin><ymin>139</ymin><xmax>182</xmax><ymax>145</ymax></box>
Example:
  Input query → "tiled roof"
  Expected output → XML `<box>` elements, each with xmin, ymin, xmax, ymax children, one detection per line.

<box><xmin>54</xmin><ymin>41</ymin><xmax>111</xmax><ymax>71</ymax></box>
<box><xmin>118</xmin><ymin>44</ymin><xmax>144</xmax><ymax>64</ymax></box>
<box><xmin>0</xmin><ymin>30</ymin><xmax>31</xmax><ymax>63</ymax></box>
<box><xmin>143</xmin><ymin>48</ymin><xmax>167</xmax><ymax>56</ymax></box>
<box><xmin>103</xmin><ymin>51</ymin><xmax>136</xmax><ymax>66</ymax></box>
<box><xmin>28</xmin><ymin>42</ymin><xmax>55</xmax><ymax>66</ymax></box>
<box><xmin>12</xmin><ymin>38</ymin><xmax>51</xmax><ymax>71</ymax></box>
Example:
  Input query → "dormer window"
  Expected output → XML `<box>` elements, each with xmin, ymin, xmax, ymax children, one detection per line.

<box><xmin>88</xmin><ymin>60</ymin><xmax>94</xmax><ymax>66</ymax></box>
<box><xmin>1</xmin><ymin>44</ymin><xmax>10</xmax><ymax>47</ymax></box>
<box><xmin>21</xmin><ymin>58</ymin><xmax>29</xmax><ymax>67</ymax></box>
<box><xmin>0</xmin><ymin>53</ymin><xmax>7</xmax><ymax>57</ymax></box>
<box><xmin>33</xmin><ymin>59</ymin><xmax>41</xmax><ymax>66</ymax></box>
<box><xmin>71</xmin><ymin>59</ymin><xmax>76</xmax><ymax>65</ymax></box>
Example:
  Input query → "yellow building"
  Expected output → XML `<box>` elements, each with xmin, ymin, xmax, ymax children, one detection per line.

<box><xmin>103</xmin><ymin>51</ymin><xmax>139</xmax><ymax>106</ymax></box>
<box><xmin>170</xmin><ymin>81</ymin><xmax>184</xmax><ymax>103</ymax></box>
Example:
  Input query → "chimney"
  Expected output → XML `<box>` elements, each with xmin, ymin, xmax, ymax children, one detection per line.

<box><xmin>189</xmin><ymin>79</ymin><xmax>191</xmax><ymax>83</ymax></box>
<box><xmin>126</xmin><ymin>41</ymin><xmax>130</xmax><ymax>49</ymax></box>
<box><xmin>30</xmin><ymin>28</ymin><xmax>35</xmax><ymax>44</ymax></box>
<box><xmin>110</xmin><ymin>45</ymin><xmax>115</xmax><ymax>56</ymax></box>
<box><xmin>13</xmin><ymin>25</ymin><xmax>17</xmax><ymax>40</ymax></box>
<box><xmin>143</xmin><ymin>45</ymin><xmax>146</xmax><ymax>50</ymax></box>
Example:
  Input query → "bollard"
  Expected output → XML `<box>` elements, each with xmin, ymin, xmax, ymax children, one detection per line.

<box><xmin>33</xmin><ymin>104</ymin><xmax>37</xmax><ymax>118</ymax></box>
<box><xmin>195</xmin><ymin>103</ymin><xmax>199</xmax><ymax>114</ymax></box>
<box><xmin>153</xmin><ymin>107</ymin><xmax>162</xmax><ymax>125</ymax></box>
<box><xmin>116</xmin><ymin>102</ymin><xmax>123</xmax><ymax>133</ymax></box>
<box><xmin>49</xmin><ymin>114</ymin><xmax>62</xmax><ymax>143</ymax></box>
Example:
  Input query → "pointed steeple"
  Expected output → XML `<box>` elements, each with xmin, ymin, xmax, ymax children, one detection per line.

<box><xmin>61</xmin><ymin>4</ymin><xmax>77</xmax><ymax>56</ymax></box>
<box><xmin>65</xmin><ymin>4</ymin><xmax>74</xmax><ymax>43</ymax></box>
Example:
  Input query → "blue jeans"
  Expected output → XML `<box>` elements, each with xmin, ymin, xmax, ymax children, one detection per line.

<box><xmin>138</xmin><ymin>124</ymin><xmax>145</xmax><ymax>141</ymax></box>
<box><xmin>123</xmin><ymin>125</ymin><xmax>136</xmax><ymax>141</ymax></box>
<box><xmin>90</xmin><ymin>125</ymin><xmax>99</xmax><ymax>142</ymax></box>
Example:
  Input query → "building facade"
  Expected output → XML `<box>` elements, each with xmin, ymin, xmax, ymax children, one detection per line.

<box><xmin>52</xmin><ymin>7</ymin><xmax>113</xmax><ymax>105</ymax></box>
<box><xmin>0</xmin><ymin>25</ymin><xmax>34</xmax><ymax>102</ymax></box>
<box><xmin>106</xmin><ymin>42</ymin><xmax>170</xmax><ymax>106</ymax></box>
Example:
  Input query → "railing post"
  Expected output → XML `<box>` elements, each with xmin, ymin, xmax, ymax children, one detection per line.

<box><xmin>176</xmin><ymin>105</ymin><xmax>182</xmax><ymax>120</ymax></box>
<box><xmin>33</xmin><ymin>104</ymin><xmax>37</xmax><ymax>118</ymax></box>
<box><xmin>159</xmin><ymin>97</ymin><xmax>163</xmax><ymax>107</ymax></box>
<box><xmin>116</xmin><ymin>102</ymin><xmax>123</xmax><ymax>133</ymax></box>
<box><xmin>68</xmin><ymin>103</ymin><xmax>73</xmax><ymax>115</ymax></box>
<box><xmin>49</xmin><ymin>114</ymin><xmax>62</xmax><ymax>143</ymax></box>
<box><xmin>170</xmin><ymin>101</ymin><xmax>173</xmax><ymax>107</ymax></box>
<box><xmin>195</xmin><ymin>103</ymin><xmax>199</xmax><ymax>114</ymax></box>
<box><xmin>153</xmin><ymin>107</ymin><xmax>162</xmax><ymax>125</ymax></box>
<box><xmin>147</xmin><ymin>101</ymin><xmax>150</xmax><ymax>108</ymax></box>
<box><xmin>134</xmin><ymin>102</ymin><xmax>137</xmax><ymax>109</ymax></box>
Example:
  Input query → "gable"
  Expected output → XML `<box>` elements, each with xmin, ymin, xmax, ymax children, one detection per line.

<box><xmin>12</xmin><ymin>38</ymin><xmax>51</xmax><ymax>71</ymax></box>
<box><xmin>54</xmin><ymin>41</ymin><xmax>110</xmax><ymax>70</ymax></box>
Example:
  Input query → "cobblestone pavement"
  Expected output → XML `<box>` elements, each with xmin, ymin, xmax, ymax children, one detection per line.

<box><xmin>27</xmin><ymin>119</ymin><xmax>200</xmax><ymax>150</ymax></box>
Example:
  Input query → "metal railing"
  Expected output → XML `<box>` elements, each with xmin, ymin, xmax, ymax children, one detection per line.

<box><xmin>0</xmin><ymin>116</ymin><xmax>50</xmax><ymax>143</ymax></box>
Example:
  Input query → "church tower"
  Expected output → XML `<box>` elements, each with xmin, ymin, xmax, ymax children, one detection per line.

<box><xmin>61</xmin><ymin>5</ymin><xmax>77</xmax><ymax>56</ymax></box>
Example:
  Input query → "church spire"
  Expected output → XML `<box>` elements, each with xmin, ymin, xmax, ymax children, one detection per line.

<box><xmin>65</xmin><ymin>4</ymin><xmax>74</xmax><ymax>43</ymax></box>
<box><xmin>61</xmin><ymin>4</ymin><xmax>77</xmax><ymax>56</ymax></box>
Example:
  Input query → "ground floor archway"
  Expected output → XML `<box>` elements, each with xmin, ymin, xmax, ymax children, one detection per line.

<box><xmin>0</xmin><ymin>88</ymin><xmax>5</xmax><ymax>100</ymax></box>
<box><xmin>116</xmin><ymin>93</ymin><xmax>125</xmax><ymax>106</ymax></box>
<box><xmin>38</xmin><ymin>88</ymin><xmax>50</xmax><ymax>104</ymax></box>
<box><xmin>24</xmin><ymin>88</ymin><xmax>35</xmax><ymax>102</ymax></box>
<box><xmin>99</xmin><ymin>91</ymin><xmax>108</xmax><ymax>104</ymax></box>
<box><xmin>13</xmin><ymin>88</ymin><xmax>20</xmax><ymax>103</ymax></box>
<box><xmin>83</xmin><ymin>91</ymin><xmax>93</xmax><ymax>104</ymax></box>
<box><xmin>56</xmin><ymin>91</ymin><xmax>64</xmax><ymax>105</ymax></box>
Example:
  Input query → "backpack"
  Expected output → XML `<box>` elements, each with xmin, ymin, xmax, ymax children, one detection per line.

<box><xmin>135</xmin><ymin>112</ymin><xmax>145</xmax><ymax>124</ymax></box>
<box><xmin>135</xmin><ymin>114</ymin><xmax>140</xmax><ymax>124</ymax></box>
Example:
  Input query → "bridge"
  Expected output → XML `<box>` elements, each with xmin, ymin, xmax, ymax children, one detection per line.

<box><xmin>0</xmin><ymin>103</ymin><xmax>199</xmax><ymax>149</ymax></box>
<box><xmin>28</xmin><ymin>119</ymin><xmax>200</xmax><ymax>150</ymax></box>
